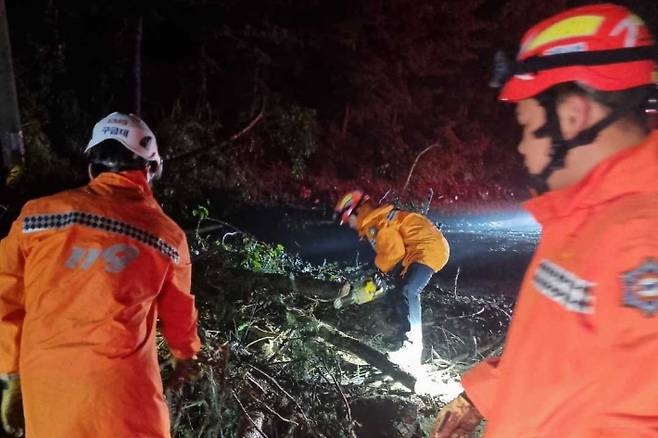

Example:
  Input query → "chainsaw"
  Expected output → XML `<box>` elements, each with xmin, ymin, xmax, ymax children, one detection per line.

<box><xmin>333</xmin><ymin>275</ymin><xmax>388</xmax><ymax>309</ymax></box>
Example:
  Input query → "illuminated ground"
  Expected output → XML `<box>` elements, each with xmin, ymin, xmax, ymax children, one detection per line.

<box><xmin>185</xmin><ymin>201</ymin><xmax>539</xmax><ymax>437</ymax></box>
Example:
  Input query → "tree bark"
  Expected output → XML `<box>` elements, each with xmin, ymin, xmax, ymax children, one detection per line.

<box><xmin>0</xmin><ymin>0</ymin><xmax>23</xmax><ymax>169</ymax></box>
<box><xmin>313</xmin><ymin>319</ymin><xmax>416</xmax><ymax>390</ymax></box>
<box><xmin>236</xmin><ymin>410</ymin><xmax>267</xmax><ymax>438</ymax></box>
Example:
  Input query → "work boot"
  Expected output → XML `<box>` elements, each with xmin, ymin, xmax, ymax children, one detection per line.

<box><xmin>387</xmin><ymin>340</ymin><xmax>422</xmax><ymax>373</ymax></box>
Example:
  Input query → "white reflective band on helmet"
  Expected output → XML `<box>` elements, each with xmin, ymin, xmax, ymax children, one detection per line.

<box><xmin>85</xmin><ymin>112</ymin><xmax>162</xmax><ymax>167</ymax></box>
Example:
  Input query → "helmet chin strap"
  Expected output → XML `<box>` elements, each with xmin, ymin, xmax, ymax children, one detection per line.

<box><xmin>147</xmin><ymin>160</ymin><xmax>163</xmax><ymax>183</ymax></box>
<box><xmin>527</xmin><ymin>88</ymin><xmax>650</xmax><ymax>194</ymax></box>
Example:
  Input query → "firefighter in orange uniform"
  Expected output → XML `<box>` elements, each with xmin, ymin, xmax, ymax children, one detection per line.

<box><xmin>432</xmin><ymin>4</ymin><xmax>658</xmax><ymax>437</ymax></box>
<box><xmin>0</xmin><ymin>112</ymin><xmax>201</xmax><ymax>437</ymax></box>
<box><xmin>334</xmin><ymin>191</ymin><xmax>449</xmax><ymax>369</ymax></box>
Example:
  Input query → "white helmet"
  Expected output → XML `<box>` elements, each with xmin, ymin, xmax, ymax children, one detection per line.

<box><xmin>85</xmin><ymin>112</ymin><xmax>163</xmax><ymax>179</ymax></box>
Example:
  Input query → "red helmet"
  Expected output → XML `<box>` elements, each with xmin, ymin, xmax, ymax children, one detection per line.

<box><xmin>501</xmin><ymin>3</ymin><xmax>656</xmax><ymax>102</ymax></box>
<box><xmin>334</xmin><ymin>190</ymin><xmax>369</xmax><ymax>225</ymax></box>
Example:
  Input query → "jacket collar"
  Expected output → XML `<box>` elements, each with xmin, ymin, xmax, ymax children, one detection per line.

<box><xmin>525</xmin><ymin>130</ymin><xmax>658</xmax><ymax>224</ymax></box>
<box><xmin>89</xmin><ymin>170</ymin><xmax>153</xmax><ymax>196</ymax></box>
<box><xmin>356</xmin><ymin>204</ymin><xmax>394</xmax><ymax>236</ymax></box>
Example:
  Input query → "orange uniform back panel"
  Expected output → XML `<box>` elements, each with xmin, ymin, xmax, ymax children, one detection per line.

<box><xmin>0</xmin><ymin>171</ymin><xmax>201</xmax><ymax>437</ymax></box>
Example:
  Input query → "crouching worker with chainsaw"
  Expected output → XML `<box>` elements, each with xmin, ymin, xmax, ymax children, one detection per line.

<box><xmin>334</xmin><ymin>190</ymin><xmax>449</xmax><ymax>370</ymax></box>
<box><xmin>0</xmin><ymin>112</ymin><xmax>201</xmax><ymax>437</ymax></box>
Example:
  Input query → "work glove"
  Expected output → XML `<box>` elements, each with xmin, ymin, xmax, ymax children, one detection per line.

<box><xmin>0</xmin><ymin>376</ymin><xmax>24</xmax><ymax>437</ymax></box>
<box><xmin>5</xmin><ymin>165</ymin><xmax>23</xmax><ymax>187</ymax></box>
<box><xmin>167</xmin><ymin>357</ymin><xmax>203</xmax><ymax>390</ymax></box>
<box><xmin>430</xmin><ymin>393</ymin><xmax>482</xmax><ymax>438</ymax></box>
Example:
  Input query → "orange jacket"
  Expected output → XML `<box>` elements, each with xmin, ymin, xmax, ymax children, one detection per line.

<box><xmin>462</xmin><ymin>131</ymin><xmax>658</xmax><ymax>437</ymax></box>
<box><xmin>0</xmin><ymin>171</ymin><xmax>201</xmax><ymax>437</ymax></box>
<box><xmin>356</xmin><ymin>204</ymin><xmax>449</xmax><ymax>274</ymax></box>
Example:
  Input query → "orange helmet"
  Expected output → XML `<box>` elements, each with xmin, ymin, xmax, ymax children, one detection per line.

<box><xmin>334</xmin><ymin>190</ymin><xmax>369</xmax><ymax>225</ymax></box>
<box><xmin>498</xmin><ymin>3</ymin><xmax>656</xmax><ymax>102</ymax></box>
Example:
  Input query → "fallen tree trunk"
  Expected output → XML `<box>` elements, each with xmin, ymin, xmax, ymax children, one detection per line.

<box><xmin>195</xmin><ymin>256</ymin><xmax>415</xmax><ymax>390</ymax></box>
<box><xmin>197</xmin><ymin>266</ymin><xmax>343</xmax><ymax>301</ymax></box>
<box><xmin>200</xmin><ymin>289</ymin><xmax>416</xmax><ymax>390</ymax></box>
<box><xmin>308</xmin><ymin>317</ymin><xmax>417</xmax><ymax>391</ymax></box>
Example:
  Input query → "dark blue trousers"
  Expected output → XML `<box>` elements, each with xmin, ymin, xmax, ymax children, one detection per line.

<box><xmin>393</xmin><ymin>262</ymin><xmax>434</xmax><ymax>345</ymax></box>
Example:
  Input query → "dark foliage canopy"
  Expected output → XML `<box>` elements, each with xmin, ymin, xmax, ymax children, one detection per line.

<box><xmin>3</xmin><ymin>0</ymin><xmax>657</xmax><ymax>213</ymax></box>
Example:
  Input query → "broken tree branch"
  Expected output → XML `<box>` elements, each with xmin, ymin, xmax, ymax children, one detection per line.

<box><xmin>401</xmin><ymin>143</ymin><xmax>439</xmax><ymax>195</ymax></box>
<box><xmin>197</xmin><ymin>271</ymin><xmax>415</xmax><ymax>390</ymax></box>
<box><xmin>247</xmin><ymin>364</ymin><xmax>311</xmax><ymax>424</ymax></box>
<box><xmin>232</xmin><ymin>390</ymin><xmax>270</xmax><ymax>438</ymax></box>
<box><xmin>312</xmin><ymin>320</ymin><xmax>416</xmax><ymax>391</ymax></box>
<box><xmin>166</xmin><ymin>98</ymin><xmax>265</xmax><ymax>164</ymax></box>
<box><xmin>249</xmin><ymin>393</ymin><xmax>300</xmax><ymax>427</ymax></box>
<box><xmin>322</xmin><ymin>367</ymin><xmax>357</xmax><ymax>438</ymax></box>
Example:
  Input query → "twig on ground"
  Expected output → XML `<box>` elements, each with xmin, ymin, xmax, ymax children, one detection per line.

<box><xmin>446</xmin><ymin>306</ymin><xmax>485</xmax><ymax>320</ymax></box>
<box><xmin>313</xmin><ymin>367</ymin><xmax>357</xmax><ymax>437</ymax></box>
<box><xmin>248</xmin><ymin>393</ymin><xmax>300</xmax><ymax>426</ymax></box>
<box><xmin>247</xmin><ymin>364</ymin><xmax>310</xmax><ymax>424</ymax></box>
<box><xmin>440</xmin><ymin>326</ymin><xmax>465</xmax><ymax>344</ymax></box>
<box><xmin>245</xmin><ymin>336</ymin><xmax>277</xmax><ymax>349</ymax></box>
<box><xmin>246</xmin><ymin>374</ymin><xmax>267</xmax><ymax>394</ymax></box>
<box><xmin>325</xmin><ymin>369</ymin><xmax>353</xmax><ymax>424</ymax></box>
<box><xmin>495</xmin><ymin>305</ymin><xmax>512</xmax><ymax>320</ymax></box>
<box><xmin>266</xmin><ymin>329</ymin><xmax>296</xmax><ymax>364</ymax></box>
<box><xmin>231</xmin><ymin>390</ymin><xmax>270</xmax><ymax>438</ymax></box>
<box><xmin>431</xmin><ymin>351</ymin><xmax>457</xmax><ymax>372</ymax></box>
<box><xmin>439</xmin><ymin>326</ymin><xmax>465</xmax><ymax>357</ymax></box>
<box><xmin>222</xmin><ymin>231</ymin><xmax>241</xmax><ymax>246</ymax></box>
<box><xmin>453</xmin><ymin>266</ymin><xmax>461</xmax><ymax>298</ymax></box>
<box><xmin>192</xmin><ymin>220</ymin><xmax>246</xmax><ymax>236</ymax></box>
<box><xmin>430</xmin><ymin>349</ymin><xmax>454</xmax><ymax>367</ymax></box>
<box><xmin>302</xmin><ymin>295</ymin><xmax>333</xmax><ymax>304</ymax></box>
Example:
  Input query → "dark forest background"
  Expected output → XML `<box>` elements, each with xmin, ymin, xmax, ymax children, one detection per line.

<box><xmin>3</xmin><ymin>0</ymin><xmax>658</xmax><ymax>218</ymax></box>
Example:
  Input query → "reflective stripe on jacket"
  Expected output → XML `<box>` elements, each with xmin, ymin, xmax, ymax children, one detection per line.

<box><xmin>356</xmin><ymin>204</ymin><xmax>449</xmax><ymax>274</ymax></box>
<box><xmin>462</xmin><ymin>131</ymin><xmax>658</xmax><ymax>437</ymax></box>
<box><xmin>0</xmin><ymin>170</ymin><xmax>201</xmax><ymax>437</ymax></box>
